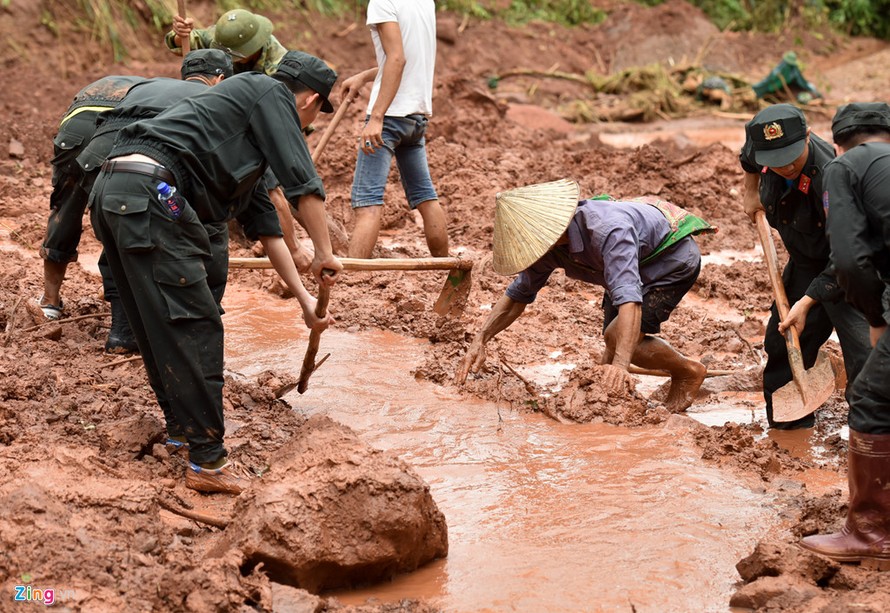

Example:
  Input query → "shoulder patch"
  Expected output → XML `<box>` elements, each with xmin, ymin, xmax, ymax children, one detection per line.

<box><xmin>822</xmin><ymin>190</ymin><xmax>830</xmax><ymax>213</ymax></box>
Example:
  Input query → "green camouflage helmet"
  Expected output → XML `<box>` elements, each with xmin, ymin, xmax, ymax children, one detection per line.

<box><xmin>212</xmin><ymin>9</ymin><xmax>272</xmax><ymax>59</ymax></box>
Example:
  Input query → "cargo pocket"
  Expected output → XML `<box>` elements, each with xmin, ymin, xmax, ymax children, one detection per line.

<box><xmin>154</xmin><ymin>259</ymin><xmax>218</xmax><ymax>322</ymax></box>
<box><xmin>101</xmin><ymin>194</ymin><xmax>154</xmax><ymax>252</ymax></box>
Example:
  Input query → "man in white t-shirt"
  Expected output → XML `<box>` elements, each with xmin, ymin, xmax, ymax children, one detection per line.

<box><xmin>340</xmin><ymin>0</ymin><xmax>449</xmax><ymax>258</ymax></box>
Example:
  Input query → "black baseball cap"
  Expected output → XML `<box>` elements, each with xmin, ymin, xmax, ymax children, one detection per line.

<box><xmin>746</xmin><ymin>104</ymin><xmax>808</xmax><ymax>167</ymax></box>
<box><xmin>181</xmin><ymin>49</ymin><xmax>234</xmax><ymax>80</ymax></box>
<box><xmin>272</xmin><ymin>50</ymin><xmax>337</xmax><ymax>113</ymax></box>
<box><xmin>832</xmin><ymin>102</ymin><xmax>890</xmax><ymax>141</ymax></box>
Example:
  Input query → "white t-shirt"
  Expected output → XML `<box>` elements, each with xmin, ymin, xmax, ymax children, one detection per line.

<box><xmin>366</xmin><ymin>0</ymin><xmax>436</xmax><ymax>117</ymax></box>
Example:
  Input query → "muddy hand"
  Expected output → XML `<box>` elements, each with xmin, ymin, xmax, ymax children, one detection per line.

<box><xmin>600</xmin><ymin>364</ymin><xmax>635</xmax><ymax>395</ymax></box>
<box><xmin>455</xmin><ymin>341</ymin><xmax>486</xmax><ymax>385</ymax></box>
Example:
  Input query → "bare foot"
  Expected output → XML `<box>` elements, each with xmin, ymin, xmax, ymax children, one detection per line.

<box><xmin>664</xmin><ymin>361</ymin><xmax>707</xmax><ymax>413</ymax></box>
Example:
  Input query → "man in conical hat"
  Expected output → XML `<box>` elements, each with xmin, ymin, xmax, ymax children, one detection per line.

<box><xmin>455</xmin><ymin>179</ymin><xmax>711</xmax><ymax>413</ymax></box>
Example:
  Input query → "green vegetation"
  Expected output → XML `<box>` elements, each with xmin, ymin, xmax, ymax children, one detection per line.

<box><xmin>643</xmin><ymin>0</ymin><xmax>890</xmax><ymax>40</ymax></box>
<box><xmin>43</xmin><ymin>0</ymin><xmax>889</xmax><ymax>62</ymax></box>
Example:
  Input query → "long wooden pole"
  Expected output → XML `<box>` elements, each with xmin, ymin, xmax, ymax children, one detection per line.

<box><xmin>230</xmin><ymin>256</ymin><xmax>474</xmax><ymax>272</ymax></box>
<box><xmin>177</xmin><ymin>0</ymin><xmax>190</xmax><ymax>55</ymax></box>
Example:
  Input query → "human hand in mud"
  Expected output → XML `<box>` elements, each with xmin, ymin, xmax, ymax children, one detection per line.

<box><xmin>172</xmin><ymin>15</ymin><xmax>194</xmax><ymax>44</ymax></box>
<box><xmin>778</xmin><ymin>295</ymin><xmax>815</xmax><ymax>337</ymax></box>
<box><xmin>455</xmin><ymin>340</ymin><xmax>486</xmax><ymax>385</ymax></box>
<box><xmin>600</xmin><ymin>364</ymin><xmax>636</xmax><ymax>395</ymax></box>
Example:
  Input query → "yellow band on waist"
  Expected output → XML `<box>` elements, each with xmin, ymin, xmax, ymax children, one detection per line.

<box><xmin>59</xmin><ymin>105</ymin><xmax>114</xmax><ymax>129</ymax></box>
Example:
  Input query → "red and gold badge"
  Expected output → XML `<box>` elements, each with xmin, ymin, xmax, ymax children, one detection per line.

<box><xmin>763</xmin><ymin>122</ymin><xmax>784</xmax><ymax>141</ymax></box>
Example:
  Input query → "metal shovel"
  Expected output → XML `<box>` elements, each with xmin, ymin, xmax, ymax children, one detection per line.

<box><xmin>754</xmin><ymin>210</ymin><xmax>835</xmax><ymax>422</ymax></box>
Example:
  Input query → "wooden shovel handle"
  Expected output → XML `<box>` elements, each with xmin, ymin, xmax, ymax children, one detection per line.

<box><xmin>177</xmin><ymin>0</ymin><xmax>190</xmax><ymax>55</ymax></box>
<box><xmin>754</xmin><ymin>209</ymin><xmax>800</xmax><ymax>350</ymax></box>
<box><xmin>311</xmin><ymin>91</ymin><xmax>356</xmax><ymax>164</ymax></box>
<box><xmin>297</xmin><ymin>269</ymin><xmax>335</xmax><ymax>394</ymax></box>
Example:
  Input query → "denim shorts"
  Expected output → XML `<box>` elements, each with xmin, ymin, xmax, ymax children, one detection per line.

<box><xmin>351</xmin><ymin>114</ymin><xmax>438</xmax><ymax>210</ymax></box>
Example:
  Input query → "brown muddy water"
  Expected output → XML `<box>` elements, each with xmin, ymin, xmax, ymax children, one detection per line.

<box><xmin>222</xmin><ymin>289</ymin><xmax>787</xmax><ymax>613</ymax></box>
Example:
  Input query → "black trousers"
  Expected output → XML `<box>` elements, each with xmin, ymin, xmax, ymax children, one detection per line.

<box><xmin>90</xmin><ymin>169</ymin><xmax>228</xmax><ymax>465</ymax></box>
<box><xmin>763</xmin><ymin>260</ymin><xmax>871</xmax><ymax>429</ymax></box>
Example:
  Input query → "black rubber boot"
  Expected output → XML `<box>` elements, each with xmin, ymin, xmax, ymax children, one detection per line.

<box><xmin>105</xmin><ymin>299</ymin><xmax>139</xmax><ymax>355</ymax></box>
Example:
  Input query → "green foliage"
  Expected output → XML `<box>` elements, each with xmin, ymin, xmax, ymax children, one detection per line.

<box><xmin>689</xmin><ymin>0</ymin><xmax>750</xmax><ymax>30</ymax></box>
<box><xmin>499</xmin><ymin>0</ymin><xmax>607</xmax><ymax>26</ymax></box>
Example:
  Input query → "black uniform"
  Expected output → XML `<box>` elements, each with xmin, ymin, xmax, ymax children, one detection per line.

<box><xmin>41</xmin><ymin>75</ymin><xmax>145</xmax><ymax>264</ymax></box>
<box><xmin>740</xmin><ymin>133</ymin><xmax>871</xmax><ymax>428</ymax></box>
<box><xmin>89</xmin><ymin>72</ymin><xmax>321</xmax><ymax>465</ymax></box>
<box><xmin>78</xmin><ymin>78</ymin><xmax>211</xmax><ymax>302</ymax></box>
<box><xmin>825</xmin><ymin>142</ymin><xmax>890</xmax><ymax>433</ymax></box>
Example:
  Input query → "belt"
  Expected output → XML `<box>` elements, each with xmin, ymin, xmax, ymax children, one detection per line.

<box><xmin>101</xmin><ymin>160</ymin><xmax>175</xmax><ymax>185</ymax></box>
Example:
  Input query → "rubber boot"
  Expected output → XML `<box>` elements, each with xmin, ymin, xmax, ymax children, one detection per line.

<box><xmin>105</xmin><ymin>299</ymin><xmax>139</xmax><ymax>355</ymax></box>
<box><xmin>800</xmin><ymin>430</ymin><xmax>890</xmax><ymax>564</ymax></box>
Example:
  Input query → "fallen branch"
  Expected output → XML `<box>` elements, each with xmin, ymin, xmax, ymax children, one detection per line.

<box><xmin>492</xmin><ymin>68</ymin><xmax>593</xmax><ymax>88</ymax></box>
<box><xmin>156</xmin><ymin>496</ymin><xmax>230</xmax><ymax>529</ymax></box>
<box><xmin>103</xmin><ymin>355</ymin><xmax>143</xmax><ymax>369</ymax></box>
<box><xmin>18</xmin><ymin>311</ymin><xmax>110</xmax><ymax>333</ymax></box>
<box><xmin>497</xmin><ymin>353</ymin><xmax>538</xmax><ymax>396</ymax></box>
<box><xmin>3</xmin><ymin>295</ymin><xmax>24</xmax><ymax>346</ymax></box>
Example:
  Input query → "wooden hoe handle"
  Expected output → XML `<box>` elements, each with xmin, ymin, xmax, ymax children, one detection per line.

<box><xmin>178</xmin><ymin>0</ymin><xmax>190</xmax><ymax>55</ymax></box>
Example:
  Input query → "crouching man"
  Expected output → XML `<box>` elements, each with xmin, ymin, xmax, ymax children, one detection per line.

<box><xmin>455</xmin><ymin>179</ymin><xmax>712</xmax><ymax>413</ymax></box>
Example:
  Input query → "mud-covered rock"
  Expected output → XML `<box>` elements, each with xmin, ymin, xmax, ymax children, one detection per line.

<box><xmin>212</xmin><ymin>415</ymin><xmax>448</xmax><ymax>593</ymax></box>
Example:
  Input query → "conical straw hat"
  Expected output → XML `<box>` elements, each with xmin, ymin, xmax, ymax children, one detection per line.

<box><xmin>492</xmin><ymin>179</ymin><xmax>580</xmax><ymax>275</ymax></box>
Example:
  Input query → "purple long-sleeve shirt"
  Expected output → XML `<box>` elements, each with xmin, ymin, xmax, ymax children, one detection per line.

<box><xmin>505</xmin><ymin>199</ymin><xmax>701</xmax><ymax>305</ymax></box>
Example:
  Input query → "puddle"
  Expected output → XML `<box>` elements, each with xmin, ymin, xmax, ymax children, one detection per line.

<box><xmin>222</xmin><ymin>290</ymin><xmax>785</xmax><ymax>612</ymax></box>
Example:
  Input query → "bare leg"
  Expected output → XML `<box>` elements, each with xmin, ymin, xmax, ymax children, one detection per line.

<box><xmin>348</xmin><ymin>205</ymin><xmax>383</xmax><ymax>259</ymax></box>
<box><xmin>42</xmin><ymin>260</ymin><xmax>68</xmax><ymax>307</ymax></box>
<box><xmin>415</xmin><ymin>199</ymin><xmax>449</xmax><ymax>257</ymax></box>
<box><xmin>631</xmin><ymin>335</ymin><xmax>706</xmax><ymax>412</ymax></box>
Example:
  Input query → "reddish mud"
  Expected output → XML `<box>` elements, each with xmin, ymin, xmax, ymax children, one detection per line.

<box><xmin>2</xmin><ymin>0</ymin><xmax>890</xmax><ymax>610</ymax></box>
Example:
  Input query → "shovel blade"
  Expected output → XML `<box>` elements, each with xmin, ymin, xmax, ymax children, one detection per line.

<box><xmin>433</xmin><ymin>268</ymin><xmax>471</xmax><ymax>317</ymax></box>
<box><xmin>772</xmin><ymin>349</ymin><xmax>836</xmax><ymax>423</ymax></box>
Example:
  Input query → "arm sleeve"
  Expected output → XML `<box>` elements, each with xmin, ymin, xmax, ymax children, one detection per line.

<box><xmin>249</xmin><ymin>85</ymin><xmax>325</xmax><ymax>207</ymax></box>
<box><xmin>164</xmin><ymin>27</ymin><xmax>212</xmax><ymax>52</ymax></box>
<box><xmin>367</xmin><ymin>0</ymin><xmax>398</xmax><ymax>25</ymax></box>
<box><xmin>804</xmin><ymin>266</ymin><xmax>844</xmax><ymax>303</ymax></box>
<box><xmin>505</xmin><ymin>265</ymin><xmax>554</xmax><ymax>304</ymax></box>
<box><xmin>826</xmin><ymin>163</ymin><xmax>887</xmax><ymax>326</ymax></box>
<box><xmin>236</xmin><ymin>183</ymin><xmax>283</xmax><ymax>240</ymax></box>
<box><xmin>600</xmin><ymin>227</ymin><xmax>643</xmax><ymax>306</ymax></box>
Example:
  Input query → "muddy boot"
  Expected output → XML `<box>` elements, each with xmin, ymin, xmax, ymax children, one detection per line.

<box><xmin>800</xmin><ymin>430</ymin><xmax>890</xmax><ymax>564</ymax></box>
<box><xmin>105</xmin><ymin>299</ymin><xmax>139</xmax><ymax>354</ymax></box>
<box><xmin>186</xmin><ymin>459</ymin><xmax>248</xmax><ymax>495</ymax></box>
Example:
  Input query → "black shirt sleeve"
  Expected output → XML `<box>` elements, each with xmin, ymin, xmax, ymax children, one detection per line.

<box><xmin>825</xmin><ymin>160</ymin><xmax>887</xmax><ymax>326</ymax></box>
<box><xmin>248</xmin><ymin>84</ymin><xmax>325</xmax><ymax>209</ymax></box>
<box><xmin>236</xmin><ymin>183</ymin><xmax>283</xmax><ymax>240</ymax></box>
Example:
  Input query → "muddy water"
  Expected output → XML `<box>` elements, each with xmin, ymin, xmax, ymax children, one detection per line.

<box><xmin>221</xmin><ymin>289</ymin><xmax>784</xmax><ymax>612</ymax></box>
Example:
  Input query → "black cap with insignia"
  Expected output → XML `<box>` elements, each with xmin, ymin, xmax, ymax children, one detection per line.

<box><xmin>745</xmin><ymin>103</ymin><xmax>808</xmax><ymax>168</ymax></box>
